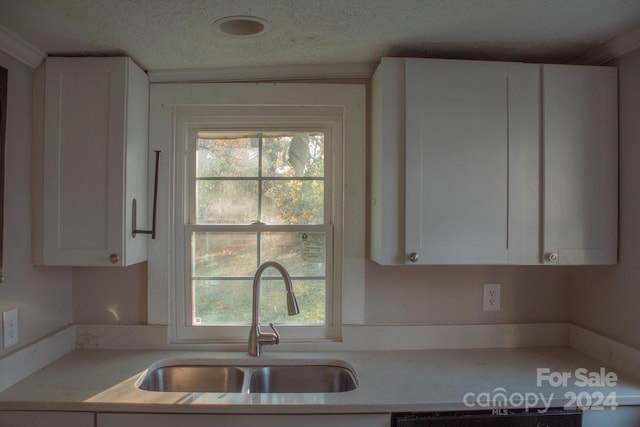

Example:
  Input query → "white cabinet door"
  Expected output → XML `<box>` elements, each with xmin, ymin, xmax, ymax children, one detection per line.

<box><xmin>0</xmin><ymin>411</ymin><xmax>94</xmax><ymax>427</ymax></box>
<box><xmin>32</xmin><ymin>57</ymin><xmax>149</xmax><ymax>266</ymax></box>
<box><xmin>97</xmin><ymin>413</ymin><xmax>390</xmax><ymax>427</ymax></box>
<box><xmin>371</xmin><ymin>57</ymin><xmax>539</xmax><ymax>265</ymax></box>
<box><xmin>541</xmin><ymin>64</ymin><xmax>618</xmax><ymax>265</ymax></box>
<box><xmin>403</xmin><ymin>59</ymin><xmax>539</xmax><ymax>265</ymax></box>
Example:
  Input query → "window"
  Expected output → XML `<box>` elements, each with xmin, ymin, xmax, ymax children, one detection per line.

<box><xmin>147</xmin><ymin>83</ymin><xmax>366</xmax><ymax>346</ymax></box>
<box><xmin>170</xmin><ymin>104</ymin><xmax>348</xmax><ymax>342</ymax></box>
<box><xmin>189</xmin><ymin>130</ymin><xmax>331</xmax><ymax>326</ymax></box>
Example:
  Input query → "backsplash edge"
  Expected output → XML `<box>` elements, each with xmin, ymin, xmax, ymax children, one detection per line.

<box><xmin>0</xmin><ymin>326</ymin><xmax>75</xmax><ymax>392</ymax></box>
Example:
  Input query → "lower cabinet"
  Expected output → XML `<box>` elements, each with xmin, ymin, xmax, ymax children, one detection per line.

<box><xmin>97</xmin><ymin>413</ymin><xmax>390</xmax><ymax>427</ymax></box>
<box><xmin>5</xmin><ymin>409</ymin><xmax>640</xmax><ymax>427</ymax></box>
<box><xmin>582</xmin><ymin>406</ymin><xmax>640</xmax><ymax>427</ymax></box>
<box><xmin>0</xmin><ymin>411</ymin><xmax>94</xmax><ymax>427</ymax></box>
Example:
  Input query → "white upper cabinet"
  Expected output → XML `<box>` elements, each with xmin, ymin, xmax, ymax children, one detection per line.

<box><xmin>371</xmin><ymin>58</ymin><xmax>539</xmax><ymax>265</ymax></box>
<box><xmin>541</xmin><ymin>64</ymin><xmax>618</xmax><ymax>265</ymax></box>
<box><xmin>32</xmin><ymin>57</ymin><xmax>149</xmax><ymax>266</ymax></box>
<box><xmin>370</xmin><ymin>57</ymin><xmax>617</xmax><ymax>266</ymax></box>
<box><xmin>403</xmin><ymin>59</ymin><xmax>539</xmax><ymax>265</ymax></box>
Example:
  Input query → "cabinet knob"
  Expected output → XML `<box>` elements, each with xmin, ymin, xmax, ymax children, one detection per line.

<box><xmin>408</xmin><ymin>252</ymin><xmax>419</xmax><ymax>263</ymax></box>
<box><xmin>109</xmin><ymin>253</ymin><xmax>120</xmax><ymax>264</ymax></box>
<box><xmin>545</xmin><ymin>252</ymin><xmax>559</xmax><ymax>262</ymax></box>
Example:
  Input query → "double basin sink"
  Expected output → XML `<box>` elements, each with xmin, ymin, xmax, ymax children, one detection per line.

<box><xmin>136</xmin><ymin>358</ymin><xmax>358</xmax><ymax>394</ymax></box>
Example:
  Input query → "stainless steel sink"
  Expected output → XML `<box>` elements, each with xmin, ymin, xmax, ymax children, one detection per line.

<box><xmin>137</xmin><ymin>365</ymin><xmax>245</xmax><ymax>392</ymax></box>
<box><xmin>136</xmin><ymin>359</ymin><xmax>358</xmax><ymax>393</ymax></box>
<box><xmin>249</xmin><ymin>365</ymin><xmax>357</xmax><ymax>393</ymax></box>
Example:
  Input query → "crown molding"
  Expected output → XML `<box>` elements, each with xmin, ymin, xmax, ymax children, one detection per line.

<box><xmin>148</xmin><ymin>62</ymin><xmax>376</xmax><ymax>83</ymax></box>
<box><xmin>0</xmin><ymin>25</ymin><xmax>46</xmax><ymax>69</ymax></box>
<box><xmin>576</xmin><ymin>26</ymin><xmax>640</xmax><ymax>65</ymax></box>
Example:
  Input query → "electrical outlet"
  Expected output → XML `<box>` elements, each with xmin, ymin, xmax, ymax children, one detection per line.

<box><xmin>3</xmin><ymin>308</ymin><xmax>19</xmax><ymax>349</ymax></box>
<box><xmin>483</xmin><ymin>283</ymin><xmax>501</xmax><ymax>312</ymax></box>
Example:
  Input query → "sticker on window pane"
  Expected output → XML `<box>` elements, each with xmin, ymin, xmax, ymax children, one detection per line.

<box><xmin>301</xmin><ymin>232</ymin><xmax>325</xmax><ymax>262</ymax></box>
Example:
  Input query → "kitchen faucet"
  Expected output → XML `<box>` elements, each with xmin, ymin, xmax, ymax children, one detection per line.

<box><xmin>248</xmin><ymin>261</ymin><xmax>300</xmax><ymax>356</ymax></box>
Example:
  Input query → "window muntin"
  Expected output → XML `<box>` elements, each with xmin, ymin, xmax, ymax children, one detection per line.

<box><xmin>188</xmin><ymin>131</ymin><xmax>331</xmax><ymax>327</ymax></box>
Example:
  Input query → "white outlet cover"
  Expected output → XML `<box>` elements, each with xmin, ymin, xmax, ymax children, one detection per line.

<box><xmin>483</xmin><ymin>283</ymin><xmax>501</xmax><ymax>312</ymax></box>
<box><xmin>3</xmin><ymin>307</ymin><xmax>19</xmax><ymax>349</ymax></box>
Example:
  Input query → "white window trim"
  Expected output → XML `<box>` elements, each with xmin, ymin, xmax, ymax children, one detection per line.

<box><xmin>147</xmin><ymin>83</ymin><xmax>366</xmax><ymax>346</ymax></box>
<box><xmin>176</xmin><ymin>108</ymin><xmax>341</xmax><ymax>342</ymax></box>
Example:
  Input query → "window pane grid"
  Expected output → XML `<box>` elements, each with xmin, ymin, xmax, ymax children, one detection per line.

<box><xmin>190</xmin><ymin>130</ymin><xmax>329</xmax><ymax>326</ymax></box>
<box><xmin>190</xmin><ymin>227</ymin><xmax>329</xmax><ymax>323</ymax></box>
<box><xmin>193</xmin><ymin>132</ymin><xmax>326</xmax><ymax>226</ymax></box>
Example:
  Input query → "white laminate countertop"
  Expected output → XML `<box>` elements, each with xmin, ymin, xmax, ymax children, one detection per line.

<box><xmin>1</xmin><ymin>347</ymin><xmax>639</xmax><ymax>414</ymax></box>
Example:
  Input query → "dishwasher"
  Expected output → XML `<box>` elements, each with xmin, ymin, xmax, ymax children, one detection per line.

<box><xmin>392</xmin><ymin>408</ymin><xmax>582</xmax><ymax>426</ymax></box>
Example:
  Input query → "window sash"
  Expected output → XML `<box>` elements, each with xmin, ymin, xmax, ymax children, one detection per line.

<box><xmin>188</xmin><ymin>128</ymin><xmax>333</xmax><ymax>227</ymax></box>
<box><xmin>172</xmin><ymin>110</ymin><xmax>343</xmax><ymax>343</ymax></box>
<box><xmin>185</xmin><ymin>223</ymin><xmax>334</xmax><ymax>327</ymax></box>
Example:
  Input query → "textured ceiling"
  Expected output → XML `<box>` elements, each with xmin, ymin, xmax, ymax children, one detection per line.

<box><xmin>1</xmin><ymin>0</ymin><xmax>640</xmax><ymax>72</ymax></box>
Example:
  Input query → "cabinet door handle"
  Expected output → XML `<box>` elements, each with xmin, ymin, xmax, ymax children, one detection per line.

<box><xmin>408</xmin><ymin>252</ymin><xmax>419</xmax><ymax>263</ymax></box>
<box><xmin>133</xmin><ymin>150</ymin><xmax>161</xmax><ymax>239</ymax></box>
<box><xmin>109</xmin><ymin>253</ymin><xmax>120</xmax><ymax>264</ymax></box>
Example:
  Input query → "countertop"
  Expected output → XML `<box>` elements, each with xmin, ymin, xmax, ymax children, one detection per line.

<box><xmin>1</xmin><ymin>347</ymin><xmax>640</xmax><ymax>414</ymax></box>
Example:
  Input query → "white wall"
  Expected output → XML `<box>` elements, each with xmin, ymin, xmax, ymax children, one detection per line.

<box><xmin>365</xmin><ymin>263</ymin><xmax>570</xmax><ymax>325</ymax></box>
<box><xmin>73</xmin><ymin>262</ymin><xmax>571</xmax><ymax>326</ymax></box>
<box><xmin>73</xmin><ymin>265</ymin><xmax>571</xmax><ymax>326</ymax></box>
<box><xmin>570</xmin><ymin>47</ymin><xmax>640</xmax><ymax>350</ymax></box>
<box><xmin>73</xmin><ymin>263</ymin><xmax>147</xmax><ymax>324</ymax></box>
<box><xmin>0</xmin><ymin>50</ymin><xmax>72</xmax><ymax>357</ymax></box>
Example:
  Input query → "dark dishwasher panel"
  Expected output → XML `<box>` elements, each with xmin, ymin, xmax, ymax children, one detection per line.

<box><xmin>392</xmin><ymin>409</ymin><xmax>582</xmax><ymax>426</ymax></box>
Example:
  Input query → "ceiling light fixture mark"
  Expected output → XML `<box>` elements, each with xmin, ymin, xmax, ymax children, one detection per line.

<box><xmin>213</xmin><ymin>16</ymin><xmax>270</xmax><ymax>37</ymax></box>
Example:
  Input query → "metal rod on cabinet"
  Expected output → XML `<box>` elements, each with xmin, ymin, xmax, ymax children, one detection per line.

<box><xmin>133</xmin><ymin>150</ymin><xmax>161</xmax><ymax>239</ymax></box>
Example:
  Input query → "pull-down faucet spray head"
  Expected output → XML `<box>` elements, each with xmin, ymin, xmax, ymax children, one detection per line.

<box><xmin>287</xmin><ymin>289</ymin><xmax>300</xmax><ymax>316</ymax></box>
<box><xmin>248</xmin><ymin>261</ymin><xmax>300</xmax><ymax>356</ymax></box>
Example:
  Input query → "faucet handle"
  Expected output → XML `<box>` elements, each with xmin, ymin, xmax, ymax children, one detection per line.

<box><xmin>268</xmin><ymin>323</ymin><xmax>280</xmax><ymax>345</ymax></box>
